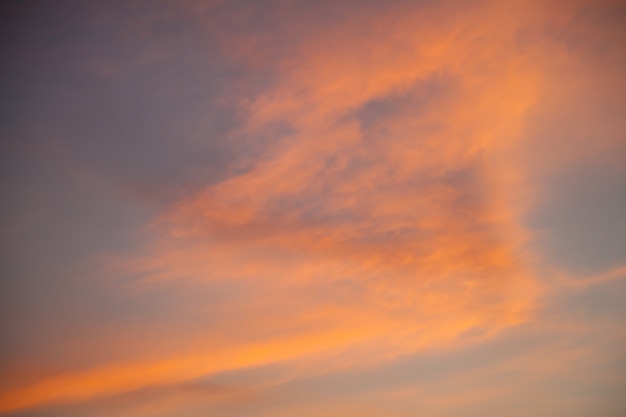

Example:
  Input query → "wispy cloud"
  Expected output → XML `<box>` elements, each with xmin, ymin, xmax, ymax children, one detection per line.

<box><xmin>2</xmin><ymin>0</ymin><xmax>625</xmax><ymax>415</ymax></box>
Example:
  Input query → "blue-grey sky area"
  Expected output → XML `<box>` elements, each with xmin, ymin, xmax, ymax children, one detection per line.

<box><xmin>1</xmin><ymin>1</ymin><xmax>625</xmax><ymax>416</ymax></box>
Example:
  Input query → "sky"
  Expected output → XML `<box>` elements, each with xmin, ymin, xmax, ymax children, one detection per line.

<box><xmin>1</xmin><ymin>0</ymin><xmax>625</xmax><ymax>416</ymax></box>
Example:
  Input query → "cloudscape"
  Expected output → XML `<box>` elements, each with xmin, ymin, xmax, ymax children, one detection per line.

<box><xmin>1</xmin><ymin>0</ymin><xmax>625</xmax><ymax>416</ymax></box>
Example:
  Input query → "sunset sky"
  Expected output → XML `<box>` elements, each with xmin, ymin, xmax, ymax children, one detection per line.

<box><xmin>1</xmin><ymin>0</ymin><xmax>625</xmax><ymax>416</ymax></box>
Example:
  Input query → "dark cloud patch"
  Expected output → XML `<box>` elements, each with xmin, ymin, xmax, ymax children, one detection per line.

<box><xmin>353</xmin><ymin>73</ymin><xmax>455</xmax><ymax>132</ymax></box>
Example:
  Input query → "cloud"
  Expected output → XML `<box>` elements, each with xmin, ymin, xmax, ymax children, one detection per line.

<box><xmin>2</xmin><ymin>0</ymin><xmax>625</xmax><ymax>415</ymax></box>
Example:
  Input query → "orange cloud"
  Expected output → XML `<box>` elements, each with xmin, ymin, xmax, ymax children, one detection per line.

<box><xmin>10</xmin><ymin>0</ymin><xmax>624</xmax><ymax>413</ymax></box>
